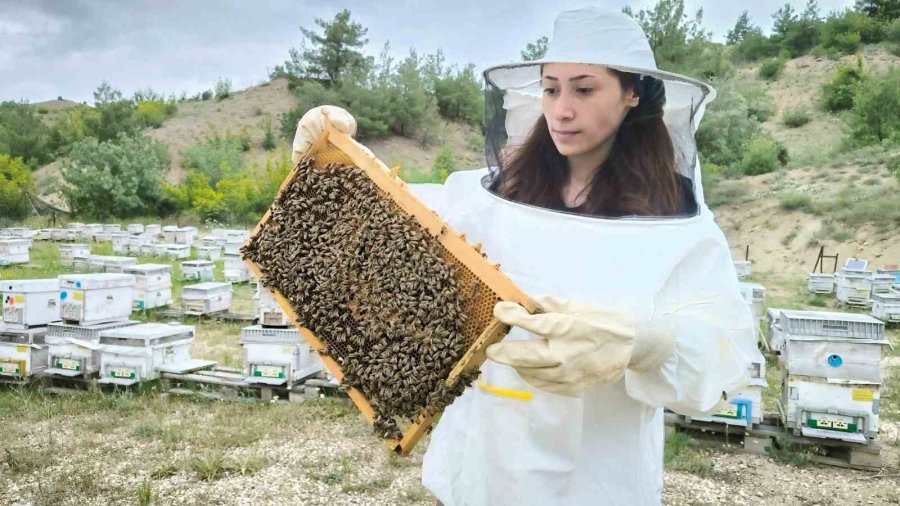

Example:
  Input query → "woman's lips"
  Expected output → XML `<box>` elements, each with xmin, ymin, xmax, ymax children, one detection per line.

<box><xmin>552</xmin><ymin>129</ymin><xmax>580</xmax><ymax>141</ymax></box>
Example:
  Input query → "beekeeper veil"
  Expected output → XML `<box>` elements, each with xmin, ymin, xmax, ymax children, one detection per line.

<box><xmin>482</xmin><ymin>7</ymin><xmax>717</xmax><ymax>215</ymax></box>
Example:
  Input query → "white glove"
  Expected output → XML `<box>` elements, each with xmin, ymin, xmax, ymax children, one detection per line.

<box><xmin>291</xmin><ymin>105</ymin><xmax>357</xmax><ymax>164</ymax></box>
<box><xmin>487</xmin><ymin>295</ymin><xmax>677</xmax><ymax>397</ymax></box>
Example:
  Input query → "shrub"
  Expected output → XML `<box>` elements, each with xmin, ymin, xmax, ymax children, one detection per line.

<box><xmin>847</xmin><ymin>67</ymin><xmax>900</xmax><ymax>146</ymax></box>
<box><xmin>740</xmin><ymin>135</ymin><xmax>782</xmax><ymax>175</ymax></box>
<box><xmin>0</xmin><ymin>154</ymin><xmax>34</xmax><ymax>219</ymax></box>
<box><xmin>215</xmin><ymin>78</ymin><xmax>231</xmax><ymax>100</ymax></box>
<box><xmin>733</xmin><ymin>29</ymin><xmax>780</xmax><ymax>62</ymax></box>
<box><xmin>821</xmin><ymin>10</ymin><xmax>885</xmax><ymax>50</ymax></box>
<box><xmin>832</xmin><ymin>31</ymin><xmax>863</xmax><ymax>53</ymax></box>
<box><xmin>782</xmin><ymin>107</ymin><xmax>811</xmax><ymax>127</ymax></box>
<box><xmin>739</xmin><ymin>83</ymin><xmax>776</xmax><ymax>122</ymax></box>
<box><xmin>696</xmin><ymin>80</ymin><xmax>762</xmax><ymax>168</ymax></box>
<box><xmin>181</xmin><ymin>130</ymin><xmax>245</xmax><ymax>185</ymax></box>
<box><xmin>134</xmin><ymin>101</ymin><xmax>167</xmax><ymax>128</ymax></box>
<box><xmin>61</xmin><ymin>134</ymin><xmax>170</xmax><ymax>218</ymax></box>
<box><xmin>888</xmin><ymin>17</ymin><xmax>900</xmax><ymax>43</ymax></box>
<box><xmin>888</xmin><ymin>155</ymin><xmax>900</xmax><ymax>182</ymax></box>
<box><xmin>431</xmin><ymin>145</ymin><xmax>455</xmax><ymax>182</ymax></box>
<box><xmin>821</xmin><ymin>58</ymin><xmax>865</xmax><ymax>112</ymax></box>
<box><xmin>779</xmin><ymin>191</ymin><xmax>816</xmax><ymax>212</ymax></box>
<box><xmin>759</xmin><ymin>57</ymin><xmax>786</xmax><ymax>80</ymax></box>
<box><xmin>0</xmin><ymin>101</ymin><xmax>57</xmax><ymax>168</ymax></box>
<box><xmin>261</xmin><ymin>117</ymin><xmax>277</xmax><ymax>150</ymax></box>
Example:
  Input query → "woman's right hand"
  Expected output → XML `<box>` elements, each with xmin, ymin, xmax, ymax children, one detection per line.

<box><xmin>291</xmin><ymin>105</ymin><xmax>357</xmax><ymax>164</ymax></box>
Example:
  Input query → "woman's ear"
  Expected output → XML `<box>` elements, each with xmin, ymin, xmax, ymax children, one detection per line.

<box><xmin>627</xmin><ymin>89</ymin><xmax>640</xmax><ymax>108</ymax></box>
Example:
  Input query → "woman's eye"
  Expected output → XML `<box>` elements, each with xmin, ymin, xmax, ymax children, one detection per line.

<box><xmin>576</xmin><ymin>88</ymin><xmax>593</xmax><ymax>94</ymax></box>
<box><xmin>542</xmin><ymin>88</ymin><xmax>557</xmax><ymax>95</ymax></box>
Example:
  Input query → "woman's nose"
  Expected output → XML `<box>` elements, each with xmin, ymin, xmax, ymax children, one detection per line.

<box><xmin>552</xmin><ymin>90</ymin><xmax>575</xmax><ymax>121</ymax></box>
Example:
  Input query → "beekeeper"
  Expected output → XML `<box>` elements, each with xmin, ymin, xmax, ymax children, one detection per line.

<box><xmin>291</xmin><ymin>7</ymin><xmax>757</xmax><ymax>505</ymax></box>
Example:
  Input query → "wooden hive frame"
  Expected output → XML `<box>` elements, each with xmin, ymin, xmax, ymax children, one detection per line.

<box><xmin>243</xmin><ymin>120</ymin><xmax>537</xmax><ymax>455</ymax></box>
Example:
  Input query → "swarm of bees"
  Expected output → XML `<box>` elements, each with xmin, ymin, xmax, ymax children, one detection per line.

<box><xmin>242</xmin><ymin>156</ymin><xmax>478</xmax><ymax>439</ymax></box>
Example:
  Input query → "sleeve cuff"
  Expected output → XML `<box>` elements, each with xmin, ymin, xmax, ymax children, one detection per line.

<box><xmin>629</xmin><ymin>317</ymin><xmax>678</xmax><ymax>373</ymax></box>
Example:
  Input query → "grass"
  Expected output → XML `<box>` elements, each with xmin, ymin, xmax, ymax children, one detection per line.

<box><xmin>778</xmin><ymin>191</ymin><xmax>817</xmax><ymax>213</ymax></box>
<box><xmin>663</xmin><ymin>432</ymin><xmax>717</xmax><ymax>477</ymax></box>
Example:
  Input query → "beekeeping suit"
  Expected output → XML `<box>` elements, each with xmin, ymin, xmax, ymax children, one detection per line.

<box><xmin>292</xmin><ymin>8</ymin><xmax>756</xmax><ymax>505</ymax></box>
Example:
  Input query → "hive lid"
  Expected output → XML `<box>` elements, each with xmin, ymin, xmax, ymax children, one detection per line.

<box><xmin>780</xmin><ymin>309</ymin><xmax>883</xmax><ymax>324</ymax></box>
<box><xmin>2</xmin><ymin>278</ymin><xmax>59</xmax><ymax>292</ymax></box>
<box><xmin>183</xmin><ymin>282</ymin><xmax>231</xmax><ymax>292</ymax></box>
<box><xmin>123</xmin><ymin>263</ymin><xmax>172</xmax><ymax>274</ymax></box>
<box><xmin>99</xmin><ymin>322</ymin><xmax>194</xmax><ymax>340</ymax></box>
<box><xmin>59</xmin><ymin>273</ymin><xmax>136</xmax><ymax>289</ymax></box>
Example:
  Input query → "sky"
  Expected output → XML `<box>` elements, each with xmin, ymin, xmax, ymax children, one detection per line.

<box><xmin>0</xmin><ymin>0</ymin><xmax>856</xmax><ymax>104</ymax></box>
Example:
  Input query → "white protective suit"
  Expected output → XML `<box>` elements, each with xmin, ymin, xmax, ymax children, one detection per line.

<box><xmin>404</xmin><ymin>7</ymin><xmax>758</xmax><ymax>506</ymax></box>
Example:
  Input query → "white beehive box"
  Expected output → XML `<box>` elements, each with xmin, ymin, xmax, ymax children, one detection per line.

<box><xmin>72</xmin><ymin>255</ymin><xmax>92</xmax><ymax>272</ymax></box>
<box><xmin>870</xmin><ymin>292</ymin><xmax>900</xmax><ymax>323</ymax></box>
<box><xmin>102</xmin><ymin>256</ymin><xmax>138</xmax><ymax>273</ymax></box>
<box><xmin>181</xmin><ymin>260</ymin><xmax>215</xmax><ymax>281</ymax></box>
<box><xmin>690</xmin><ymin>352</ymin><xmax>767</xmax><ymax>427</ymax></box>
<box><xmin>161</xmin><ymin>243</ymin><xmax>190</xmax><ymax>259</ymax></box>
<box><xmin>59</xmin><ymin>243</ymin><xmax>91</xmax><ymax>267</ymax></box>
<box><xmin>4</xmin><ymin>228</ymin><xmax>33</xmax><ymax>239</ymax></box>
<box><xmin>126</xmin><ymin>223</ymin><xmax>145</xmax><ymax>235</ymax></box>
<box><xmin>224</xmin><ymin>231</ymin><xmax>248</xmax><ymax>255</ymax></box>
<box><xmin>162</xmin><ymin>226</ymin><xmax>178</xmax><ymax>243</ymax></box>
<box><xmin>783</xmin><ymin>333</ymin><xmax>890</xmax><ymax>384</ymax></box>
<box><xmin>257</xmin><ymin>285</ymin><xmax>289</xmax><ymax>327</ymax></box>
<box><xmin>35</xmin><ymin>229</ymin><xmax>52</xmax><ymax>241</ymax></box>
<box><xmin>44</xmin><ymin>320</ymin><xmax>140</xmax><ymax>378</ymax></box>
<box><xmin>0</xmin><ymin>239</ymin><xmax>30</xmax><ymax>266</ymax></box>
<box><xmin>197</xmin><ymin>245</ymin><xmax>223</xmax><ymax>261</ymax></box>
<box><xmin>132</xmin><ymin>287</ymin><xmax>173</xmax><ymax>310</ymax></box>
<box><xmin>144</xmin><ymin>224</ymin><xmax>161</xmax><ymax>237</ymax></box>
<box><xmin>0</xmin><ymin>326</ymin><xmax>48</xmax><ymax>380</ymax></box>
<box><xmin>765</xmin><ymin>307</ymin><xmax>790</xmax><ymax>354</ymax></box>
<box><xmin>240</xmin><ymin>325</ymin><xmax>323</xmax><ymax>385</ymax></box>
<box><xmin>111</xmin><ymin>233</ymin><xmax>131</xmax><ymax>254</ymax></box>
<box><xmin>738</xmin><ymin>282</ymin><xmax>766</xmax><ymax>321</ymax></box>
<box><xmin>782</xmin><ymin>375</ymin><xmax>882</xmax><ymax>443</ymax></box>
<box><xmin>182</xmin><ymin>282</ymin><xmax>232</xmax><ymax>315</ymax></box>
<box><xmin>59</xmin><ymin>273</ymin><xmax>135</xmax><ymax>325</ymax></box>
<box><xmin>871</xmin><ymin>274</ymin><xmax>896</xmax><ymax>296</ymax></box>
<box><xmin>836</xmin><ymin>268</ymin><xmax>872</xmax><ymax>307</ymax></box>
<box><xmin>223</xmin><ymin>254</ymin><xmax>249</xmax><ymax>283</ymax></box>
<box><xmin>123</xmin><ymin>264</ymin><xmax>172</xmax><ymax>292</ymax></box>
<box><xmin>127</xmin><ymin>234</ymin><xmax>155</xmax><ymax>255</ymax></box>
<box><xmin>102</xmin><ymin>224</ymin><xmax>122</xmax><ymax>234</ymax></box>
<box><xmin>807</xmin><ymin>273</ymin><xmax>835</xmax><ymax>294</ymax></box>
<box><xmin>733</xmin><ymin>260</ymin><xmax>752</xmax><ymax>278</ymax></box>
<box><xmin>97</xmin><ymin>323</ymin><xmax>195</xmax><ymax>386</ymax></box>
<box><xmin>174</xmin><ymin>227</ymin><xmax>197</xmax><ymax>245</ymax></box>
<box><xmin>1</xmin><ymin>279</ymin><xmax>60</xmax><ymax>329</ymax></box>
<box><xmin>50</xmin><ymin>229</ymin><xmax>66</xmax><ymax>241</ymax></box>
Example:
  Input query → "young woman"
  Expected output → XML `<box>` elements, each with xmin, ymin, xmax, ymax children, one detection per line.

<box><xmin>292</xmin><ymin>8</ymin><xmax>758</xmax><ymax>505</ymax></box>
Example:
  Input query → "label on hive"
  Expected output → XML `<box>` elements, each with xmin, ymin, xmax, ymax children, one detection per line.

<box><xmin>851</xmin><ymin>388</ymin><xmax>874</xmax><ymax>401</ymax></box>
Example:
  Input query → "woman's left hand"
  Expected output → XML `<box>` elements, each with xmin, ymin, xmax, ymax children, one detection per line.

<box><xmin>487</xmin><ymin>295</ymin><xmax>676</xmax><ymax>397</ymax></box>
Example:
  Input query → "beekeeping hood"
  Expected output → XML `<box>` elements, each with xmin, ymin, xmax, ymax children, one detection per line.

<box><xmin>482</xmin><ymin>6</ymin><xmax>716</xmax><ymax>215</ymax></box>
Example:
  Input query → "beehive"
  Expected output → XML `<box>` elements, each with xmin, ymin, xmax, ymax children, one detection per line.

<box><xmin>242</xmin><ymin>121</ymin><xmax>536</xmax><ymax>455</ymax></box>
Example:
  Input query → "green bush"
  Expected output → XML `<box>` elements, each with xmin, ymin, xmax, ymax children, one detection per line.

<box><xmin>888</xmin><ymin>155</ymin><xmax>900</xmax><ymax>182</ymax></box>
<box><xmin>181</xmin><ymin>131</ymin><xmax>245</xmax><ymax>185</ymax></box>
<box><xmin>847</xmin><ymin>67</ymin><xmax>900</xmax><ymax>146</ymax></box>
<box><xmin>821</xmin><ymin>10</ymin><xmax>885</xmax><ymax>50</ymax></box>
<box><xmin>740</xmin><ymin>134</ymin><xmax>782</xmax><ymax>175</ymax></box>
<box><xmin>134</xmin><ymin>101</ymin><xmax>167</xmax><ymax>128</ymax></box>
<box><xmin>821</xmin><ymin>58</ymin><xmax>865</xmax><ymax>112</ymax></box>
<box><xmin>733</xmin><ymin>29</ymin><xmax>780</xmax><ymax>62</ymax></box>
<box><xmin>779</xmin><ymin>191</ymin><xmax>816</xmax><ymax>212</ymax></box>
<box><xmin>739</xmin><ymin>84</ymin><xmax>776</xmax><ymax>122</ymax></box>
<box><xmin>782</xmin><ymin>107</ymin><xmax>811</xmax><ymax>127</ymax></box>
<box><xmin>0</xmin><ymin>101</ymin><xmax>58</xmax><ymax>168</ymax></box>
<box><xmin>61</xmin><ymin>135</ymin><xmax>170</xmax><ymax>218</ymax></box>
<box><xmin>888</xmin><ymin>17</ymin><xmax>900</xmax><ymax>42</ymax></box>
<box><xmin>759</xmin><ymin>58</ymin><xmax>786</xmax><ymax>80</ymax></box>
<box><xmin>431</xmin><ymin>145</ymin><xmax>455</xmax><ymax>182</ymax></box>
<box><xmin>0</xmin><ymin>154</ymin><xmax>34</xmax><ymax>219</ymax></box>
<box><xmin>215</xmin><ymin>78</ymin><xmax>232</xmax><ymax>100</ymax></box>
<box><xmin>261</xmin><ymin>117</ymin><xmax>276</xmax><ymax>150</ymax></box>
<box><xmin>832</xmin><ymin>31</ymin><xmax>863</xmax><ymax>53</ymax></box>
<box><xmin>696</xmin><ymin>79</ymin><xmax>762</xmax><ymax>168</ymax></box>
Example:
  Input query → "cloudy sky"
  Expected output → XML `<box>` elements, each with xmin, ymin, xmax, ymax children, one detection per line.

<box><xmin>1</xmin><ymin>0</ymin><xmax>855</xmax><ymax>104</ymax></box>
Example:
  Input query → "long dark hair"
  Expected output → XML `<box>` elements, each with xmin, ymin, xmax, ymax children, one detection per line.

<box><xmin>494</xmin><ymin>70</ymin><xmax>683</xmax><ymax>217</ymax></box>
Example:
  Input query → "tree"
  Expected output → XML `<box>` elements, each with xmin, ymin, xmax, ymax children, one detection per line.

<box><xmin>0</xmin><ymin>154</ymin><xmax>33</xmax><ymax>219</ymax></box>
<box><xmin>623</xmin><ymin>0</ymin><xmax>710</xmax><ymax>72</ymax></box>
<box><xmin>771</xmin><ymin>2</ymin><xmax>820</xmax><ymax>56</ymax></box>
<box><xmin>283</xmin><ymin>9</ymin><xmax>372</xmax><ymax>86</ymax></box>
<box><xmin>771</xmin><ymin>4</ymin><xmax>798</xmax><ymax>41</ymax></box>
<box><xmin>854</xmin><ymin>0</ymin><xmax>900</xmax><ymax>22</ymax></box>
<box><xmin>61</xmin><ymin>134</ymin><xmax>169</xmax><ymax>218</ymax></box>
<box><xmin>0</xmin><ymin>101</ymin><xmax>57</xmax><ymax>168</ymax></box>
<box><xmin>727</xmin><ymin>11</ymin><xmax>753</xmax><ymax>45</ymax></box>
<box><xmin>521</xmin><ymin>36</ymin><xmax>549</xmax><ymax>61</ymax></box>
<box><xmin>802</xmin><ymin>0</ymin><xmax>821</xmax><ymax>21</ymax></box>
<box><xmin>93</xmin><ymin>80</ymin><xmax>123</xmax><ymax>106</ymax></box>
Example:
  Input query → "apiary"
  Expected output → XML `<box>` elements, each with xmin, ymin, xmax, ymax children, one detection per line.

<box><xmin>876</xmin><ymin>267</ymin><xmax>900</xmax><ymax>285</ymax></box>
<box><xmin>126</xmin><ymin>223</ymin><xmax>145</xmax><ymax>235</ymax></box>
<box><xmin>59</xmin><ymin>273</ymin><xmax>135</xmax><ymax>325</ymax></box>
<box><xmin>182</xmin><ymin>282</ymin><xmax>232</xmax><ymax>315</ymax></box>
<box><xmin>111</xmin><ymin>233</ymin><xmax>131</xmax><ymax>254</ymax></box>
<box><xmin>2</xmin><ymin>279</ymin><xmax>60</xmax><ymax>329</ymax></box>
<box><xmin>144</xmin><ymin>224</ymin><xmax>161</xmax><ymax>237</ymax></box>
<box><xmin>807</xmin><ymin>273</ymin><xmax>835</xmax><ymax>294</ymax></box>
<box><xmin>223</xmin><ymin>254</ymin><xmax>250</xmax><ymax>283</ymax></box>
<box><xmin>99</xmin><ymin>255</ymin><xmax>138</xmax><ymax>273</ymax></box>
<box><xmin>0</xmin><ymin>326</ymin><xmax>47</xmax><ymax>380</ymax></box>
<box><xmin>162</xmin><ymin>226</ymin><xmax>177</xmax><ymax>243</ymax></box>
<box><xmin>102</xmin><ymin>224</ymin><xmax>121</xmax><ymax>234</ymax></box>
<box><xmin>59</xmin><ymin>243</ymin><xmax>91</xmax><ymax>267</ymax></box>
<box><xmin>0</xmin><ymin>238</ymin><xmax>30</xmax><ymax>265</ymax></box>
<box><xmin>257</xmin><ymin>285</ymin><xmax>289</xmax><ymax>327</ymax></box>
<box><xmin>240</xmin><ymin>325</ymin><xmax>323</xmax><ymax>385</ymax></box>
<box><xmin>44</xmin><ymin>320</ymin><xmax>140</xmax><ymax>377</ymax></box>
<box><xmin>174</xmin><ymin>227</ymin><xmax>198</xmax><ymax>245</ymax></box>
<box><xmin>197</xmin><ymin>245</ymin><xmax>223</xmax><ymax>261</ymax></box>
<box><xmin>241</xmin><ymin>121</ymin><xmax>535</xmax><ymax>454</ymax></box>
<box><xmin>836</xmin><ymin>268</ymin><xmax>872</xmax><ymax>307</ymax></box>
<box><xmin>738</xmin><ymin>282</ymin><xmax>766</xmax><ymax>321</ymax></box>
<box><xmin>123</xmin><ymin>264</ymin><xmax>172</xmax><ymax>292</ymax></box>
<box><xmin>97</xmin><ymin>322</ymin><xmax>195</xmax><ymax>386</ymax></box>
<box><xmin>4</xmin><ymin>228</ymin><xmax>34</xmax><ymax>239</ymax></box>
<box><xmin>35</xmin><ymin>229</ymin><xmax>52</xmax><ymax>241</ymax></box>
<box><xmin>780</xmin><ymin>310</ymin><xmax>890</xmax><ymax>443</ymax></box>
<box><xmin>83</xmin><ymin>223</ymin><xmax>104</xmax><ymax>238</ymax></box>
<box><xmin>870</xmin><ymin>292</ymin><xmax>900</xmax><ymax>323</ymax></box>
<box><xmin>180</xmin><ymin>260</ymin><xmax>215</xmax><ymax>281</ymax></box>
<box><xmin>733</xmin><ymin>260</ymin><xmax>752</xmax><ymax>278</ymax></box>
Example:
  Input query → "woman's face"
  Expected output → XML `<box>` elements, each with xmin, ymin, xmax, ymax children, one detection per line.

<box><xmin>540</xmin><ymin>63</ymin><xmax>638</xmax><ymax>158</ymax></box>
